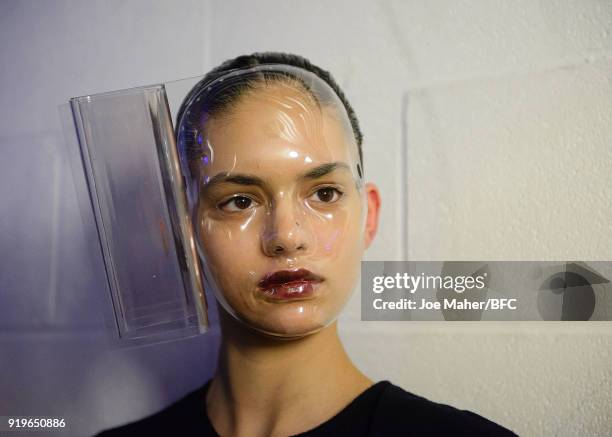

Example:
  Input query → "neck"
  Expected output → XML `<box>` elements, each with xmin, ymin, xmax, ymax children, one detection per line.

<box><xmin>205</xmin><ymin>309</ymin><xmax>372</xmax><ymax>436</ymax></box>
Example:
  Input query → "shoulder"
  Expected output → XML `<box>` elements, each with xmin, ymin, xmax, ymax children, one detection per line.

<box><xmin>93</xmin><ymin>382</ymin><xmax>211</xmax><ymax>437</ymax></box>
<box><xmin>369</xmin><ymin>381</ymin><xmax>518</xmax><ymax>437</ymax></box>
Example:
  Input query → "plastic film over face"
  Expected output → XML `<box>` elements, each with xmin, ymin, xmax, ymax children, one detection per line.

<box><xmin>176</xmin><ymin>65</ymin><xmax>367</xmax><ymax>338</ymax></box>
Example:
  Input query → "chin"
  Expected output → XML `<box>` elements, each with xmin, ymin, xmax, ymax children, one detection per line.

<box><xmin>244</xmin><ymin>311</ymin><xmax>331</xmax><ymax>339</ymax></box>
<box><xmin>252</xmin><ymin>324</ymin><xmax>326</xmax><ymax>340</ymax></box>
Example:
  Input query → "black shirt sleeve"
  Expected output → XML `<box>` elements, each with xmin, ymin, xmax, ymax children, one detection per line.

<box><xmin>93</xmin><ymin>383</ymin><xmax>214</xmax><ymax>436</ymax></box>
<box><xmin>367</xmin><ymin>382</ymin><xmax>518</xmax><ymax>436</ymax></box>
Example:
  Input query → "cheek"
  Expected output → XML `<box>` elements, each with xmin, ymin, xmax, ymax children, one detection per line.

<box><xmin>201</xmin><ymin>221</ymin><xmax>249</xmax><ymax>251</ymax></box>
<box><xmin>197</xmin><ymin>216</ymin><xmax>259</xmax><ymax>280</ymax></box>
<box><xmin>312</xmin><ymin>202</ymin><xmax>363</xmax><ymax>259</ymax></box>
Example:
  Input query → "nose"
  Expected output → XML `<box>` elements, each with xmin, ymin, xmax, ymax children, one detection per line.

<box><xmin>262</xmin><ymin>198</ymin><xmax>312</xmax><ymax>257</ymax></box>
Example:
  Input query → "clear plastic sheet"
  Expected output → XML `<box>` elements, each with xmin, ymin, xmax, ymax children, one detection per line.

<box><xmin>63</xmin><ymin>84</ymin><xmax>208</xmax><ymax>346</ymax></box>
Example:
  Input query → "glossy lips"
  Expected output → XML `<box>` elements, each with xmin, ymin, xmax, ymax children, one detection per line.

<box><xmin>258</xmin><ymin>268</ymin><xmax>324</xmax><ymax>300</ymax></box>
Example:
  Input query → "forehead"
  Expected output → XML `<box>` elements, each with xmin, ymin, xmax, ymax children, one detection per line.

<box><xmin>201</xmin><ymin>83</ymin><xmax>355</xmax><ymax>174</ymax></box>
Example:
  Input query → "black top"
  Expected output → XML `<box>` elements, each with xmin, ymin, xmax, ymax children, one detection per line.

<box><xmin>95</xmin><ymin>379</ymin><xmax>518</xmax><ymax>436</ymax></box>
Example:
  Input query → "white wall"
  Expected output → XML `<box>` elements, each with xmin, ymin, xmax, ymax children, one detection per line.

<box><xmin>1</xmin><ymin>1</ymin><xmax>611</xmax><ymax>435</ymax></box>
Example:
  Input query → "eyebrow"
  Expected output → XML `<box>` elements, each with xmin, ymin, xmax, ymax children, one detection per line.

<box><xmin>201</xmin><ymin>162</ymin><xmax>352</xmax><ymax>193</ymax></box>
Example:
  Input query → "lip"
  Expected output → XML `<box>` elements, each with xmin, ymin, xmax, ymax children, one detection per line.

<box><xmin>258</xmin><ymin>268</ymin><xmax>324</xmax><ymax>300</ymax></box>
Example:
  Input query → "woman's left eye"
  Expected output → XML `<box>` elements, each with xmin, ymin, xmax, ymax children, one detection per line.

<box><xmin>309</xmin><ymin>187</ymin><xmax>343</xmax><ymax>203</ymax></box>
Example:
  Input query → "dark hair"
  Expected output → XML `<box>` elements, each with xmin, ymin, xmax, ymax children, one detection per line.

<box><xmin>176</xmin><ymin>52</ymin><xmax>364</xmax><ymax>172</ymax></box>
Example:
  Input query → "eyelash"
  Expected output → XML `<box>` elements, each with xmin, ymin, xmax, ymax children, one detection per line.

<box><xmin>310</xmin><ymin>186</ymin><xmax>344</xmax><ymax>204</ymax></box>
<box><xmin>216</xmin><ymin>186</ymin><xmax>345</xmax><ymax>212</ymax></box>
<box><xmin>217</xmin><ymin>195</ymin><xmax>258</xmax><ymax>212</ymax></box>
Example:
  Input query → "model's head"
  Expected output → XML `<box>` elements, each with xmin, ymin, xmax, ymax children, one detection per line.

<box><xmin>176</xmin><ymin>52</ymin><xmax>380</xmax><ymax>339</ymax></box>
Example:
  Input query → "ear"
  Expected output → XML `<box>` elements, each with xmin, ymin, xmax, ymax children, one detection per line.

<box><xmin>363</xmin><ymin>182</ymin><xmax>381</xmax><ymax>250</ymax></box>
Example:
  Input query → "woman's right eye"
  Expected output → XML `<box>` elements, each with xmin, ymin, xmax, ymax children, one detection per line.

<box><xmin>218</xmin><ymin>195</ymin><xmax>256</xmax><ymax>212</ymax></box>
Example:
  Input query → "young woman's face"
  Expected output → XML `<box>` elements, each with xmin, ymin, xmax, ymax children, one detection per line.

<box><xmin>195</xmin><ymin>82</ymin><xmax>367</xmax><ymax>337</ymax></box>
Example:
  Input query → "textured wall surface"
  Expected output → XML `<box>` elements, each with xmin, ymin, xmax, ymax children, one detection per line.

<box><xmin>1</xmin><ymin>1</ymin><xmax>611</xmax><ymax>436</ymax></box>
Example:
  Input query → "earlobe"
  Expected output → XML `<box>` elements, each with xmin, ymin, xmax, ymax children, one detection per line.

<box><xmin>363</xmin><ymin>182</ymin><xmax>381</xmax><ymax>249</ymax></box>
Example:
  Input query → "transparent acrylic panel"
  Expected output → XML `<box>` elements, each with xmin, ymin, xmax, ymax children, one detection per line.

<box><xmin>66</xmin><ymin>84</ymin><xmax>208</xmax><ymax>344</ymax></box>
<box><xmin>403</xmin><ymin>61</ymin><xmax>612</xmax><ymax>261</ymax></box>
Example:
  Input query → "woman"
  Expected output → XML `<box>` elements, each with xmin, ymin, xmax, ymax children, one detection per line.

<box><xmin>96</xmin><ymin>52</ymin><xmax>516</xmax><ymax>436</ymax></box>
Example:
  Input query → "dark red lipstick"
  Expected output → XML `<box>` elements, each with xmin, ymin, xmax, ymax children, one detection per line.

<box><xmin>258</xmin><ymin>268</ymin><xmax>324</xmax><ymax>300</ymax></box>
